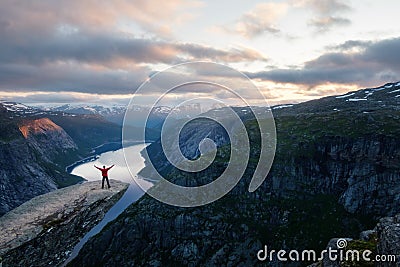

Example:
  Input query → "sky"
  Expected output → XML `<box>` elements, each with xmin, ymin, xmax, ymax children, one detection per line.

<box><xmin>0</xmin><ymin>0</ymin><xmax>400</xmax><ymax>106</ymax></box>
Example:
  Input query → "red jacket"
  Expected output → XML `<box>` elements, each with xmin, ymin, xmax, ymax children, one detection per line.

<box><xmin>95</xmin><ymin>165</ymin><xmax>114</xmax><ymax>176</ymax></box>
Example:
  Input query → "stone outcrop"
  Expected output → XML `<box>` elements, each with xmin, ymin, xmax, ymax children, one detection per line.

<box><xmin>0</xmin><ymin>180</ymin><xmax>128</xmax><ymax>267</ymax></box>
<box><xmin>376</xmin><ymin>214</ymin><xmax>400</xmax><ymax>266</ymax></box>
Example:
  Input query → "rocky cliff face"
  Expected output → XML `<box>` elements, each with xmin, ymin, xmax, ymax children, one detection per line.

<box><xmin>0</xmin><ymin>180</ymin><xmax>128</xmax><ymax>267</ymax></box>
<box><xmin>0</xmin><ymin>102</ymin><xmax>124</xmax><ymax>216</ymax></box>
<box><xmin>376</xmin><ymin>214</ymin><xmax>400</xmax><ymax>265</ymax></box>
<box><xmin>18</xmin><ymin>118</ymin><xmax>77</xmax><ymax>160</ymax></box>
<box><xmin>0</xmin><ymin>114</ymin><xmax>83</xmax><ymax>215</ymax></box>
<box><xmin>70</xmin><ymin>83</ymin><xmax>400</xmax><ymax>266</ymax></box>
<box><xmin>268</xmin><ymin>82</ymin><xmax>400</xmax><ymax>217</ymax></box>
<box><xmin>271</xmin><ymin>134</ymin><xmax>400</xmax><ymax>217</ymax></box>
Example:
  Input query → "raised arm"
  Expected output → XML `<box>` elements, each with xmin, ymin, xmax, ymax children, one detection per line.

<box><xmin>94</xmin><ymin>165</ymin><xmax>102</xmax><ymax>170</ymax></box>
<box><xmin>107</xmin><ymin>164</ymin><xmax>115</xmax><ymax>170</ymax></box>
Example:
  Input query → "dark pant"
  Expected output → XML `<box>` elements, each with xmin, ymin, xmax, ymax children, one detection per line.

<box><xmin>102</xmin><ymin>176</ymin><xmax>110</xmax><ymax>189</ymax></box>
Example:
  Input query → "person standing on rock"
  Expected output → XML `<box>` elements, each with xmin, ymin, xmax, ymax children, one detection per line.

<box><xmin>94</xmin><ymin>164</ymin><xmax>114</xmax><ymax>189</ymax></box>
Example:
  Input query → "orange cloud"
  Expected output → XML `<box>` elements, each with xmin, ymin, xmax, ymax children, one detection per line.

<box><xmin>215</xmin><ymin>2</ymin><xmax>288</xmax><ymax>38</ymax></box>
<box><xmin>1</xmin><ymin>0</ymin><xmax>203</xmax><ymax>37</ymax></box>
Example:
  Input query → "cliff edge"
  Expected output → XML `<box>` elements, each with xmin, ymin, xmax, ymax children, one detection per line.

<box><xmin>0</xmin><ymin>180</ymin><xmax>128</xmax><ymax>267</ymax></box>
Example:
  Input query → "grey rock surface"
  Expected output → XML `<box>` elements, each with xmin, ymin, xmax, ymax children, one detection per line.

<box><xmin>360</xmin><ymin>230</ymin><xmax>376</xmax><ymax>241</ymax></box>
<box><xmin>0</xmin><ymin>180</ymin><xmax>128</xmax><ymax>267</ymax></box>
<box><xmin>322</xmin><ymin>238</ymin><xmax>353</xmax><ymax>267</ymax></box>
<box><xmin>376</xmin><ymin>214</ymin><xmax>400</xmax><ymax>266</ymax></box>
<box><xmin>0</xmin><ymin>117</ymin><xmax>81</xmax><ymax>216</ymax></box>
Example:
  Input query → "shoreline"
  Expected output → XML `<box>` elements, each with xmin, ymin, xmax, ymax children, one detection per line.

<box><xmin>65</xmin><ymin>141</ymin><xmax>144</xmax><ymax>173</ymax></box>
<box><xmin>62</xmin><ymin>144</ymin><xmax>153</xmax><ymax>265</ymax></box>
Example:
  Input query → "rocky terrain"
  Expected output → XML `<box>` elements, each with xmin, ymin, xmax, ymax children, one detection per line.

<box><xmin>376</xmin><ymin>214</ymin><xmax>400</xmax><ymax>265</ymax></box>
<box><xmin>310</xmin><ymin>213</ymin><xmax>400</xmax><ymax>266</ymax></box>
<box><xmin>70</xmin><ymin>82</ymin><xmax>400</xmax><ymax>266</ymax></box>
<box><xmin>0</xmin><ymin>110</ymin><xmax>81</xmax><ymax>215</ymax></box>
<box><xmin>0</xmin><ymin>180</ymin><xmax>128</xmax><ymax>267</ymax></box>
<box><xmin>0</xmin><ymin>102</ymin><xmax>122</xmax><ymax>215</ymax></box>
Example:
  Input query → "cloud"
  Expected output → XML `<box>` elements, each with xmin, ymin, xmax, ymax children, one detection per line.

<box><xmin>173</xmin><ymin>44</ymin><xmax>267</xmax><ymax>63</ymax></box>
<box><xmin>0</xmin><ymin>0</ymin><xmax>203</xmax><ymax>38</ymax></box>
<box><xmin>217</xmin><ymin>0</ymin><xmax>350</xmax><ymax>37</ymax></box>
<box><xmin>0</xmin><ymin>32</ymin><xmax>172</xmax><ymax>66</ymax></box>
<box><xmin>327</xmin><ymin>40</ymin><xmax>373</xmax><ymax>51</ymax></box>
<box><xmin>296</xmin><ymin>0</ymin><xmax>352</xmax><ymax>32</ymax></box>
<box><xmin>235</xmin><ymin>3</ymin><xmax>288</xmax><ymax>38</ymax></box>
<box><xmin>308</xmin><ymin>16</ymin><xmax>350</xmax><ymax>31</ymax></box>
<box><xmin>0</xmin><ymin>1</ymin><xmax>267</xmax><ymax>95</ymax></box>
<box><xmin>0</xmin><ymin>29</ymin><xmax>265</xmax><ymax>67</ymax></box>
<box><xmin>361</xmin><ymin>38</ymin><xmax>400</xmax><ymax>69</ymax></box>
<box><xmin>245</xmin><ymin>37</ymin><xmax>400</xmax><ymax>87</ymax></box>
<box><xmin>298</xmin><ymin>0</ymin><xmax>351</xmax><ymax>14</ymax></box>
<box><xmin>246</xmin><ymin>66</ymin><xmax>368</xmax><ymax>86</ymax></box>
<box><xmin>0</xmin><ymin>33</ymin><xmax>267</xmax><ymax>93</ymax></box>
<box><xmin>0</xmin><ymin>1</ymin><xmax>204</xmax><ymax>67</ymax></box>
<box><xmin>0</xmin><ymin>62</ymin><xmax>149</xmax><ymax>94</ymax></box>
<box><xmin>219</xmin><ymin>2</ymin><xmax>288</xmax><ymax>38</ymax></box>
<box><xmin>0</xmin><ymin>42</ymin><xmax>266</xmax><ymax>95</ymax></box>
<box><xmin>0</xmin><ymin>91</ymin><xmax>132</xmax><ymax>105</ymax></box>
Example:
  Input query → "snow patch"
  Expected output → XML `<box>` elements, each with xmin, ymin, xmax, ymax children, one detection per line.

<box><xmin>15</xmin><ymin>103</ymin><xmax>29</xmax><ymax>109</ymax></box>
<box><xmin>364</xmin><ymin>91</ymin><xmax>374</xmax><ymax>98</ymax></box>
<box><xmin>273</xmin><ymin>104</ymin><xmax>294</xmax><ymax>110</ymax></box>
<box><xmin>336</xmin><ymin>92</ymin><xmax>355</xmax><ymax>99</ymax></box>
<box><xmin>347</xmin><ymin>98</ymin><xmax>368</xmax><ymax>102</ymax></box>
<box><xmin>83</xmin><ymin>107</ymin><xmax>97</xmax><ymax>113</ymax></box>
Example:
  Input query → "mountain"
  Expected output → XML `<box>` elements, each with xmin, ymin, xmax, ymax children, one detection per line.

<box><xmin>70</xmin><ymin>82</ymin><xmax>400</xmax><ymax>266</ymax></box>
<box><xmin>47</xmin><ymin>103</ymin><xmax>204</xmax><ymax>129</ymax></box>
<box><xmin>48</xmin><ymin>104</ymin><xmax>127</xmax><ymax>125</ymax></box>
<box><xmin>0</xmin><ymin>104</ymin><xmax>80</xmax><ymax>215</ymax></box>
<box><xmin>138</xmin><ymin>106</ymin><xmax>268</xmax><ymax>180</ymax></box>
<box><xmin>272</xmin><ymin>81</ymin><xmax>400</xmax><ymax>116</ymax></box>
<box><xmin>0</xmin><ymin>102</ymin><xmax>123</xmax><ymax>216</ymax></box>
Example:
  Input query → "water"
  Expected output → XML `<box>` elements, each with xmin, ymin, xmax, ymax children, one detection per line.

<box><xmin>71</xmin><ymin>143</ymin><xmax>150</xmax><ymax>185</ymax></box>
<box><xmin>63</xmin><ymin>143</ymin><xmax>153</xmax><ymax>266</ymax></box>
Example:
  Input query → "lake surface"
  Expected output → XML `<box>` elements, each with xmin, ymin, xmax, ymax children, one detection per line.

<box><xmin>64</xmin><ymin>143</ymin><xmax>153</xmax><ymax>265</ymax></box>
<box><xmin>71</xmin><ymin>143</ymin><xmax>151</xmax><ymax>185</ymax></box>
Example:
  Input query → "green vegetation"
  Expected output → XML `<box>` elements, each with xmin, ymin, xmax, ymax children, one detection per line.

<box><xmin>340</xmin><ymin>240</ymin><xmax>377</xmax><ymax>267</ymax></box>
<box><xmin>214</xmin><ymin>193</ymin><xmax>375</xmax><ymax>254</ymax></box>
<box><xmin>274</xmin><ymin>109</ymin><xmax>400</xmax><ymax>152</ymax></box>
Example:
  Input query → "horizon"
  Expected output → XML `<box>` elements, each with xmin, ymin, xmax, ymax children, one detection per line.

<box><xmin>2</xmin><ymin>79</ymin><xmax>399</xmax><ymax>110</ymax></box>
